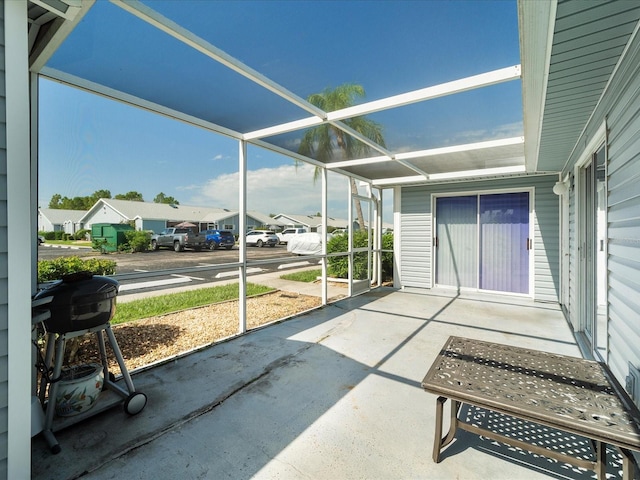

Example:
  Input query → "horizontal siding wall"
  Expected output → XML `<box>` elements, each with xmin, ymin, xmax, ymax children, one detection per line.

<box><xmin>399</xmin><ymin>188</ymin><xmax>431</xmax><ymax>288</ymax></box>
<box><xmin>604</xmin><ymin>38</ymin><xmax>640</xmax><ymax>386</ymax></box>
<box><xmin>563</xmin><ymin>29</ymin><xmax>640</xmax><ymax>387</ymax></box>
<box><xmin>399</xmin><ymin>175</ymin><xmax>559</xmax><ymax>301</ymax></box>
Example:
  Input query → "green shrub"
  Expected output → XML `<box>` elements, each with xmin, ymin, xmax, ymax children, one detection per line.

<box><xmin>122</xmin><ymin>230</ymin><xmax>151</xmax><ymax>253</ymax></box>
<box><xmin>326</xmin><ymin>231</ymin><xmax>394</xmax><ymax>281</ymax></box>
<box><xmin>381</xmin><ymin>232</ymin><xmax>394</xmax><ymax>280</ymax></box>
<box><xmin>92</xmin><ymin>237</ymin><xmax>112</xmax><ymax>253</ymax></box>
<box><xmin>38</xmin><ymin>256</ymin><xmax>117</xmax><ymax>283</ymax></box>
<box><xmin>73</xmin><ymin>229</ymin><xmax>90</xmax><ymax>241</ymax></box>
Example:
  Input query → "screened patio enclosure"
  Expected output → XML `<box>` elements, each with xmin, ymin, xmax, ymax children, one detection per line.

<box><xmin>10</xmin><ymin>1</ymin><xmax>640</xmax><ymax>478</ymax></box>
<box><xmin>28</xmin><ymin>0</ymin><xmax>528</xmax><ymax>318</ymax></box>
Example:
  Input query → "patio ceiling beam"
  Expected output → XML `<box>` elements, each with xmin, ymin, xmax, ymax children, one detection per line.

<box><xmin>325</xmin><ymin>137</ymin><xmax>526</xmax><ymax>178</ymax></box>
<box><xmin>372</xmin><ymin>165</ymin><xmax>527</xmax><ymax>186</ymax></box>
<box><xmin>327</xmin><ymin>65</ymin><xmax>521</xmax><ymax>122</ymax></box>
<box><xmin>39</xmin><ymin>67</ymin><xmax>245</xmax><ymax>140</ymax></box>
<box><xmin>428</xmin><ymin>165</ymin><xmax>526</xmax><ymax>180</ymax></box>
<box><xmin>111</xmin><ymin>0</ymin><xmax>328</xmax><ymax>121</ymax></box>
<box><xmin>244</xmin><ymin>65</ymin><xmax>522</xmax><ymax>141</ymax></box>
<box><xmin>395</xmin><ymin>136</ymin><xmax>525</xmax><ymax>160</ymax></box>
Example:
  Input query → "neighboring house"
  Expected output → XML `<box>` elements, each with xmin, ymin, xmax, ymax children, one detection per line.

<box><xmin>79</xmin><ymin>199</ymin><xmax>274</xmax><ymax>237</ymax></box>
<box><xmin>273</xmin><ymin>213</ymin><xmax>349</xmax><ymax>232</ymax></box>
<box><xmin>246</xmin><ymin>211</ymin><xmax>284</xmax><ymax>232</ymax></box>
<box><xmin>274</xmin><ymin>213</ymin><xmax>392</xmax><ymax>233</ymax></box>
<box><xmin>38</xmin><ymin>208</ymin><xmax>86</xmax><ymax>235</ymax></box>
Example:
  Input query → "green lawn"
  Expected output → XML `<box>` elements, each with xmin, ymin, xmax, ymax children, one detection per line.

<box><xmin>279</xmin><ymin>269</ymin><xmax>321</xmax><ymax>283</ymax></box>
<box><xmin>112</xmin><ymin>282</ymin><xmax>274</xmax><ymax>325</ymax></box>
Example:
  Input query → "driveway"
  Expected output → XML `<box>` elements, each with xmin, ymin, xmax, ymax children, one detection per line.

<box><xmin>38</xmin><ymin>244</ymin><xmax>298</xmax><ymax>274</ymax></box>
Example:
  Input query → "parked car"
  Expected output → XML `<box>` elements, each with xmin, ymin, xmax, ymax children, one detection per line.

<box><xmin>150</xmin><ymin>228</ymin><xmax>206</xmax><ymax>252</ymax></box>
<box><xmin>201</xmin><ymin>229</ymin><xmax>235</xmax><ymax>250</ymax></box>
<box><xmin>245</xmin><ymin>230</ymin><xmax>278</xmax><ymax>247</ymax></box>
<box><xmin>37</xmin><ymin>235</ymin><xmax>45</xmax><ymax>246</ymax></box>
<box><xmin>276</xmin><ymin>227</ymin><xmax>308</xmax><ymax>244</ymax></box>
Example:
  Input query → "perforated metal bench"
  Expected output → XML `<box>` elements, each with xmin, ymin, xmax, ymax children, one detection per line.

<box><xmin>421</xmin><ymin>336</ymin><xmax>640</xmax><ymax>479</ymax></box>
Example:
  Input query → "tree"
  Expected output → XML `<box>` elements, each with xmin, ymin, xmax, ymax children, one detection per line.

<box><xmin>298</xmin><ymin>83</ymin><xmax>385</xmax><ymax>231</ymax></box>
<box><xmin>48</xmin><ymin>194</ymin><xmax>62</xmax><ymax>209</ymax></box>
<box><xmin>90</xmin><ymin>189</ymin><xmax>112</xmax><ymax>204</ymax></box>
<box><xmin>48</xmin><ymin>190</ymin><xmax>111</xmax><ymax>210</ymax></box>
<box><xmin>115</xmin><ymin>191</ymin><xmax>144</xmax><ymax>202</ymax></box>
<box><xmin>154</xmin><ymin>192</ymin><xmax>179</xmax><ymax>205</ymax></box>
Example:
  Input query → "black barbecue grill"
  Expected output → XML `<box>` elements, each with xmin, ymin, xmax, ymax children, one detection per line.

<box><xmin>32</xmin><ymin>272</ymin><xmax>147</xmax><ymax>454</ymax></box>
<box><xmin>33</xmin><ymin>272</ymin><xmax>119</xmax><ymax>333</ymax></box>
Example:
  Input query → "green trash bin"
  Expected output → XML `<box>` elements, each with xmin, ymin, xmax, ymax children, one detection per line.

<box><xmin>91</xmin><ymin>223</ymin><xmax>134</xmax><ymax>252</ymax></box>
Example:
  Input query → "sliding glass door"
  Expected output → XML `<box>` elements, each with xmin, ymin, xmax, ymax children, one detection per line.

<box><xmin>479</xmin><ymin>193</ymin><xmax>530</xmax><ymax>293</ymax></box>
<box><xmin>435</xmin><ymin>192</ymin><xmax>530</xmax><ymax>294</ymax></box>
<box><xmin>435</xmin><ymin>196</ymin><xmax>477</xmax><ymax>288</ymax></box>
<box><xmin>579</xmin><ymin>144</ymin><xmax>607</xmax><ymax>360</ymax></box>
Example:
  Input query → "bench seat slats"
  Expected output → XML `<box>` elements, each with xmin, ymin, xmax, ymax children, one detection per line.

<box><xmin>422</xmin><ymin>336</ymin><xmax>640</xmax><ymax>451</ymax></box>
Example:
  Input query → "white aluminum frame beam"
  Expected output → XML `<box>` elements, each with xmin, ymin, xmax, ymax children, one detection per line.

<box><xmin>372</xmin><ymin>165</ymin><xmax>527</xmax><ymax>186</ymax></box>
<box><xmin>394</xmin><ymin>136</ymin><xmax>524</xmax><ymax>161</ymax></box>
<box><xmin>245</xmin><ymin>65</ymin><xmax>521</xmax><ymax>140</ymax></box>
<box><xmin>39</xmin><ymin>68</ymin><xmax>244</xmax><ymax>140</ymax></box>
<box><xmin>111</xmin><ymin>0</ymin><xmax>328</xmax><ymax>120</ymax></box>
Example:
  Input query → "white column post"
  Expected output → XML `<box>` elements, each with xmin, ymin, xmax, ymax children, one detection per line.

<box><xmin>347</xmin><ymin>177</ymin><xmax>353</xmax><ymax>297</ymax></box>
<box><xmin>321</xmin><ymin>167</ymin><xmax>327</xmax><ymax>305</ymax></box>
<box><xmin>6</xmin><ymin>0</ymin><xmax>33</xmax><ymax>475</ymax></box>
<box><xmin>375</xmin><ymin>187</ymin><xmax>382</xmax><ymax>287</ymax></box>
<box><xmin>238</xmin><ymin>140</ymin><xmax>247</xmax><ymax>333</ymax></box>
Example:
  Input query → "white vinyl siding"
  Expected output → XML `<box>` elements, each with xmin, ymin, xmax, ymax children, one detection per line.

<box><xmin>399</xmin><ymin>175</ymin><xmax>559</xmax><ymax>301</ymax></box>
<box><xmin>563</xmin><ymin>28</ymin><xmax>640</xmax><ymax>388</ymax></box>
<box><xmin>399</xmin><ymin>188</ymin><xmax>431</xmax><ymax>288</ymax></box>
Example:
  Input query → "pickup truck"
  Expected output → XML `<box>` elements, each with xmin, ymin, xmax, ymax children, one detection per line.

<box><xmin>150</xmin><ymin>228</ymin><xmax>206</xmax><ymax>252</ymax></box>
<box><xmin>277</xmin><ymin>227</ymin><xmax>308</xmax><ymax>244</ymax></box>
<box><xmin>201</xmin><ymin>229</ymin><xmax>235</xmax><ymax>250</ymax></box>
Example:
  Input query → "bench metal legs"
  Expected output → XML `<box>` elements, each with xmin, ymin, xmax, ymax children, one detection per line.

<box><xmin>430</xmin><ymin>396</ymin><xmax>631</xmax><ymax>480</ymax></box>
<box><xmin>433</xmin><ymin>396</ymin><xmax>460</xmax><ymax>463</ymax></box>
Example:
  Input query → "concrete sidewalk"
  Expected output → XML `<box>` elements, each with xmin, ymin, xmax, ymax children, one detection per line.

<box><xmin>117</xmin><ymin>265</ymin><xmax>348</xmax><ymax>303</ymax></box>
<box><xmin>31</xmin><ymin>287</ymin><xmax>615</xmax><ymax>480</ymax></box>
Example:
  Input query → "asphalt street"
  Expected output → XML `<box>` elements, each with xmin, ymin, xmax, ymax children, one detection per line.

<box><xmin>37</xmin><ymin>244</ymin><xmax>321</xmax><ymax>298</ymax></box>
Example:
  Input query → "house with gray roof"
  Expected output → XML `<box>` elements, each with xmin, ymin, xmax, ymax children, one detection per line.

<box><xmin>79</xmin><ymin>199</ymin><xmax>275</xmax><ymax>236</ymax></box>
<box><xmin>274</xmin><ymin>213</ymin><xmax>392</xmax><ymax>233</ymax></box>
<box><xmin>38</xmin><ymin>208</ymin><xmax>86</xmax><ymax>235</ymax></box>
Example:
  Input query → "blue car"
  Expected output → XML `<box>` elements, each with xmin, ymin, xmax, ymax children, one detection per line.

<box><xmin>201</xmin><ymin>229</ymin><xmax>235</xmax><ymax>250</ymax></box>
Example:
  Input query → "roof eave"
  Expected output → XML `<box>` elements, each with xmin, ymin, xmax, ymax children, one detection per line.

<box><xmin>518</xmin><ymin>0</ymin><xmax>557</xmax><ymax>174</ymax></box>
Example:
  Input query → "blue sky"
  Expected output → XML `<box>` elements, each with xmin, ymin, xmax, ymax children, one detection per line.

<box><xmin>38</xmin><ymin>0</ymin><xmax>520</xmax><ymax>223</ymax></box>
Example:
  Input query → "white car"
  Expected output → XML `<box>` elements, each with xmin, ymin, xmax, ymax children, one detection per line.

<box><xmin>245</xmin><ymin>230</ymin><xmax>278</xmax><ymax>247</ymax></box>
<box><xmin>277</xmin><ymin>227</ymin><xmax>308</xmax><ymax>244</ymax></box>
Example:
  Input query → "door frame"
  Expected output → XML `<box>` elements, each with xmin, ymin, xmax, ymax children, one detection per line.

<box><xmin>430</xmin><ymin>187</ymin><xmax>534</xmax><ymax>296</ymax></box>
<box><xmin>573</xmin><ymin>122</ymin><xmax>608</xmax><ymax>361</ymax></box>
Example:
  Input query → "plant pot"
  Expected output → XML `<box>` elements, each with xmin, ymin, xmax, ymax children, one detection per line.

<box><xmin>55</xmin><ymin>363</ymin><xmax>104</xmax><ymax>417</ymax></box>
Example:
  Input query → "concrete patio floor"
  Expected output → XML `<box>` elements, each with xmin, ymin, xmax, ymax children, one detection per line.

<box><xmin>31</xmin><ymin>287</ymin><xmax>621</xmax><ymax>480</ymax></box>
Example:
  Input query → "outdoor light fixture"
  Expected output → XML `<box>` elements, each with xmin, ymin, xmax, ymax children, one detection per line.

<box><xmin>553</xmin><ymin>181</ymin><xmax>568</xmax><ymax>196</ymax></box>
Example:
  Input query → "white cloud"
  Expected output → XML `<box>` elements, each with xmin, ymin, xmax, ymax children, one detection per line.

<box><xmin>186</xmin><ymin>163</ymin><xmax>352</xmax><ymax>217</ymax></box>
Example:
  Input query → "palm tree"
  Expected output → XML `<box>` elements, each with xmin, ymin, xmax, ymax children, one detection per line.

<box><xmin>298</xmin><ymin>83</ymin><xmax>385</xmax><ymax>232</ymax></box>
